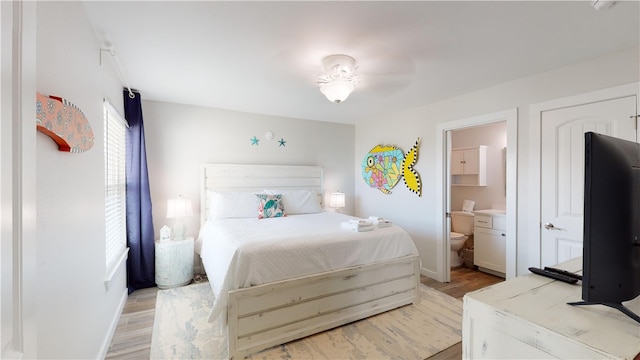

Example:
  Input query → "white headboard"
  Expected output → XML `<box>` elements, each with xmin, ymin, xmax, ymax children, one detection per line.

<box><xmin>200</xmin><ymin>163</ymin><xmax>324</xmax><ymax>226</ymax></box>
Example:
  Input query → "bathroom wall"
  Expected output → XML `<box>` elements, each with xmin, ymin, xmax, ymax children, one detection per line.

<box><xmin>451</xmin><ymin>121</ymin><xmax>507</xmax><ymax>211</ymax></box>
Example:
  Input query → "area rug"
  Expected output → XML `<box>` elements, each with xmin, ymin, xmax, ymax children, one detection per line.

<box><xmin>150</xmin><ymin>283</ymin><xmax>462</xmax><ymax>359</ymax></box>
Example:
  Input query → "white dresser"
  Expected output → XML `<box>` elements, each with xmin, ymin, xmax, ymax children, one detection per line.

<box><xmin>463</xmin><ymin>257</ymin><xmax>640</xmax><ymax>359</ymax></box>
<box><xmin>155</xmin><ymin>237</ymin><xmax>194</xmax><ymax>289</ymax></box>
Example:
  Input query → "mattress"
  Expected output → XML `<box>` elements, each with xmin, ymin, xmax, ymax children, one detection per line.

<box><xmin>197</xmin><ymin>211</ymin><xmax>419</xmax><ymax>322</ymax></box>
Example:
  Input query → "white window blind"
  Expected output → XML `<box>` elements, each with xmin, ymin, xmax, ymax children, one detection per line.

<box><xmin>104</xmin><ymin>100</ymin><xmax>128</xmax><ymax>277</ymax></box>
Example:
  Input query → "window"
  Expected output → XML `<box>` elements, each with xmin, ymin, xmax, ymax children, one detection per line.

<box><xmin>104</xmin><ymin>100</ymin><xmax>128</xmax><ymax>280</ymax></box>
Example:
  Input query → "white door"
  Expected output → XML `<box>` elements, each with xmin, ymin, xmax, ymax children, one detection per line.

<box><xmin>540</xmin><ymin>96</ymin><xmax>638</xmax><ymax>267</ymax></box>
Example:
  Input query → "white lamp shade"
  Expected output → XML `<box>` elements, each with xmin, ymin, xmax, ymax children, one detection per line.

<box><xmin>320</xmin><ymin>81</ymin><xmax>355</xmax><ymax>103</ymax></box>
<box><xmin>329</xmin><ymin>192</ymin><xmax>346</xmax><ymax>208</ymax></box>
<box><xmin>167</xmin><ymin>197</ymin><xmax>193</xmax><ymax>219</ymax></box>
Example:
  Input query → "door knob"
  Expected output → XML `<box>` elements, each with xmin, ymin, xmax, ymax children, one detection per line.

<box><xmin>544</xmin><ymin>223</ymin><xmax>562</xmax><ymax>230</ymax></box>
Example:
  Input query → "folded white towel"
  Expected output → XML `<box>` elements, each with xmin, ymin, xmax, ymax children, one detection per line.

<box><xmin>341</xmin><ymin>221</ymin><xmax>375</xmax><ymax>232</ymax></box>
<box><xmin>350</xmin><ymin>218</ymin><xmax>374</xmax><ymax>225</ymax></box>
<box><xmin>368</xmin><ymin>216</ymin><xmax>392</xmax><ymax>227</ymax></box>
<box><xmin>376</xmin><ymin>219</ymin><xmax>392</xmax><ymax>228</ymax></box>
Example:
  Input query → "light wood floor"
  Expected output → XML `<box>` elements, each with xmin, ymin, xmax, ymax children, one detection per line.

<box><xmin>106</xmin><ymin>267</ymin><xmax>503</xmax><ymax>359</ymax></box>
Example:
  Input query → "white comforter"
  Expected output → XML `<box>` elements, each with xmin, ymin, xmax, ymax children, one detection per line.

<box><xmin>197</xmin><ymin>211</ymin><xmax>419</xmax><ymax>322</ymax></box>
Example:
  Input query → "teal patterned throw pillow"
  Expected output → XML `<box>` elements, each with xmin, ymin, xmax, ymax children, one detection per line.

<box><xmin>256</xmin><ymin>194</ymin><xmax>286</xmax><ymax>219</ymax></box>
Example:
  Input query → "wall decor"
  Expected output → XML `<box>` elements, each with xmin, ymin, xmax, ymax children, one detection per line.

<box><xmin>159</xmin><ymin>225</ymin><xmax>171</xmax><ymax>242</ymax></box>
<box><xmin>265</xmin><ymin>131</ymin><xmax>274</xmax><ymax>140</ymax></box>
<box><xmin>250</xmin><ymin>133</ymin><xmax>287</xmax><ymax>148</ymax></box>
<box><xmin>35</xmin><ymin>92</ymin><xmax>94</xmax><ymax>152</ymax></box>
<box><xmin>361</xmin><ymin>137</ymin><xmax>422</xmax><ymax>197</ymax></box>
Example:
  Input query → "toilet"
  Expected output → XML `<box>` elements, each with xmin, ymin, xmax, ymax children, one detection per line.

<box><xmin>450</xmin><ymin>211</ymin><xmax>475</xmax><ymax>267</ymax></box>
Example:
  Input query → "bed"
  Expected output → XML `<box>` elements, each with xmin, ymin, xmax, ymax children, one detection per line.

<box><xmin>196</xmin><ymin>163</ymin><xmax>421</xmax><ymax>359</ymax></box>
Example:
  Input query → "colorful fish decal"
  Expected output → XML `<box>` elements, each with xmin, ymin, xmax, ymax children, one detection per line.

<box><xmin>362</xmin><ymin>138</ymin><xmax>422</xmax><ymax>197</ymax></box>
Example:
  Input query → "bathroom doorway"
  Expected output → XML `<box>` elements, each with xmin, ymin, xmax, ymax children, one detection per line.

<box><xmin>450</xmin><ymin>122</ymin><xmax>506</xmax><ymax>277</ymax></box>
<box><xmin>436</xmin><ymin>109</ymin><xmax>517</xmax><ymax>283</ymax></box>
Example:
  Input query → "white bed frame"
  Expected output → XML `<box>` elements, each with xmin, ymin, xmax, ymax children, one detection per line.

<box><xmin>200</xmin><ymin>164</ymin><xmax>420</xmax><ymax>359</ymax></box>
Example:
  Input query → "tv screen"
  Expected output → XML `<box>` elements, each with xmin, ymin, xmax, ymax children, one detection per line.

<box><xmin>569</xmin><ymin>132</ymin><xmax>640</xmax><ymax>324</ymax></box>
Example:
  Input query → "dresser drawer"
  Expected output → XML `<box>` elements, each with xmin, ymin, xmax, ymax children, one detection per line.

<box><xmin>474</xmin><ymin>215</ymin><xmax>492</xmax><ymax>229</ymax></box>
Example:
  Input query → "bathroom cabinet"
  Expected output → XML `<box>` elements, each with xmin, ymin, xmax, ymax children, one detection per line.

<box><xmin>451</xmin><ymin>146</ymin><xmax>487</xmax><ymax>186</ymax></box>
<box><xmin>474</xmin><ymin>211</ymin><xmax>505</xmax><ymax>277</ymax></box>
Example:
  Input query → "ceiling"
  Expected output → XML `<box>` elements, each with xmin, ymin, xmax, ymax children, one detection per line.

<box><xmin>82</xmin><ymin>1</ymin><xmax>639</xmax><ymax>125</ymax></box>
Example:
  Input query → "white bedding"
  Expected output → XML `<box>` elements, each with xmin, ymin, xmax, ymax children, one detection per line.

<box><xmin>197</xmin><ymin>211</ymin><xmax>419</xmax><ymax>322</ymax></box>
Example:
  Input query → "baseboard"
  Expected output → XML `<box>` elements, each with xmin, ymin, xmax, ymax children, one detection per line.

<box><xmin>97</xmin><ymin>287</ymin><xmax>128</xmax><ymax>360</ymax></box>
<box><xmin>421</xmin><ymin>266</ymin><xmax>439</xmax><ymax>281</ymax></box>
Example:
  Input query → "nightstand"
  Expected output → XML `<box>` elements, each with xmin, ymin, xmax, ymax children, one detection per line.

<box><xmin>155</xmin><ymin>237</ymin><xmax>194</xmax><ymax>289</ymax></box>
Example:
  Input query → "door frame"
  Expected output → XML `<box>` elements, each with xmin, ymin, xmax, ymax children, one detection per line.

<box><xmin>528</xmin><ymin>82</ymin><xmax>640</xmax><ymax>268</ymax></box>
<box><xmin>1</xmin><ymin>2</ymin><xmax>37</xmax><ymax>358</ymax></box>
<box><xmin>436</xmin><ymin>108</ymin><xmax>518</xmax><ymax>282</ymax></box>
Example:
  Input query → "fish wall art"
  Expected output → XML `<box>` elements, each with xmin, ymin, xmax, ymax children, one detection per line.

<box><xmin>362</xmin><ymin>138</ymin><xmax>422</xmax><ymax>197</ymax></box>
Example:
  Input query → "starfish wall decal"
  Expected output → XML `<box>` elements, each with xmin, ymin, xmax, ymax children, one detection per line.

<box><xmin>278</xmin><ymin>138</ymin><xmax>286</xmax><ymax>147</ymax></box>
<box><xmin>250</xmin><ymin>136</ymin><xmax>259</xmax><ymax>145</ymax></box>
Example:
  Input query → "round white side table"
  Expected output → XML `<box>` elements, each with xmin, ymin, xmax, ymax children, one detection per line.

<box><xmin>155</xmin><ymin>237</ymin><xmax>194</xmax><ymax>289</ymax></box>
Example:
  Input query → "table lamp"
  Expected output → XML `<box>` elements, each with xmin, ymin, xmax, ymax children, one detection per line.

<box><xmin>166</xmin><ymin>195</ymin><xmax>193</xmax><ymax>240</ymax></box>
<box><xmin>328</xmin><ymin>191</ymin><xmax>346</xmax><ymax>213</ymax></box>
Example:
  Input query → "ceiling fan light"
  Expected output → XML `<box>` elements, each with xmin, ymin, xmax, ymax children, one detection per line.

<box><xmin>317</xmin><ymin>54</ymin><xmax>359</xmax><ymax>104</ymax></box>
<box><xmin>591</xmin><ymin>0</ymin><xmax>617</xmax><ymax>10</ymax></box>
<box><xmin>319</xmin><ymin>80</ymin><xmax>355</xmax><ymax>103</ymax></box>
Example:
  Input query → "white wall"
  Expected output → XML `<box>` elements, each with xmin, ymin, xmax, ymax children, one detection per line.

<box><xmin>141</xmin><ymin>100</ymin><xmax>355</xmax><ymax>241</ymax></box>
<box><xmin>355</xmin><ymin>47</ymin><xmax>640</xmax><ymax>279</ymax></box>
<box><xmin>451</xmin><ymin>121</ymin><xmax>507</xmax><ymax>211</ymax></box>
<box><xmin>35</xmin><ymin>2</ymin><xmax>126</xmax><ymax>358</ymax></box>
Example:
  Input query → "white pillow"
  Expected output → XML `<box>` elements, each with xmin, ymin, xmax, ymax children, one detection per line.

<box><xmin>208</xmin><ymin>191</ymin><xmax>259</xmax><ymax>219</ymax></box>
<box><xmin>264</xmin><ymin>189</ymin><xmax>322</xmax><ymax>214</ymax></box>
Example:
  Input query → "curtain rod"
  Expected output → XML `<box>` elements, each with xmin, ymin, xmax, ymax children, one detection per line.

<box><xmin>100</xmin><ymin>45</ymin><xmax>135</xmax><ymax>99</ymax></box>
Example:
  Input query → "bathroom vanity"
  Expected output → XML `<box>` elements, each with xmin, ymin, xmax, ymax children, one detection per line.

<box><xmin>473</xmin><ymin>209</ymin><xmax>506</xmax><ymax>277</ymax></box>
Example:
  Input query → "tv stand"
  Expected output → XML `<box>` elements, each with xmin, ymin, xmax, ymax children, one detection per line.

<box><xmin>568</xmin><ymin>300</ymin><xmax>640</xmax><ymax>325</ymax></box>
<box><xmin>463</xmin><ymin>257</ymin><xmax>640</xmax><ymax>359</ymax></box>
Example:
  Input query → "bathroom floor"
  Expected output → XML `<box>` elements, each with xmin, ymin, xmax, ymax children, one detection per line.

<box><xmin>420</xmin><ymin>266</ymin><xmax>504</xmax><ymax>300</ymax></box>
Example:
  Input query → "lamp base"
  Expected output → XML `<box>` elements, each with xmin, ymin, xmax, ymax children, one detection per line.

<box><xmin>172</xmin><ymin>220</ymin><xmax>185</xmax><ymax>241</ymax></box>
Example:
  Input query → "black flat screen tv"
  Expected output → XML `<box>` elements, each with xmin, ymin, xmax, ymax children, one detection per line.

<box><xmin>568</xmin><ymin>132</ymin><xmax>640</xmax><ymax>324</ymax></box>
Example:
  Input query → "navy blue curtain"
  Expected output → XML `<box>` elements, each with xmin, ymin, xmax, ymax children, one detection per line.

<box><xmin>124</xmin><ymin>89</ymin><xmax>155</xmax><ymax>293</ymax></box>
